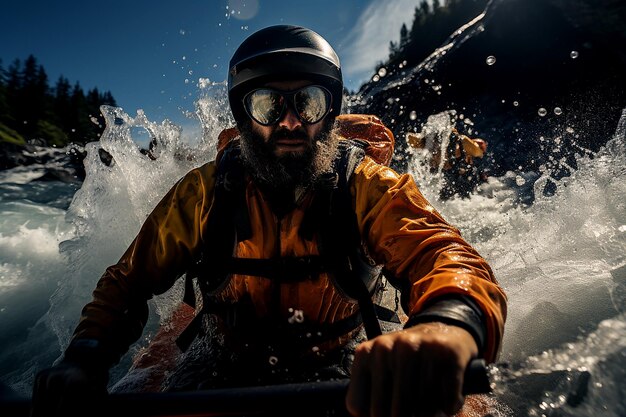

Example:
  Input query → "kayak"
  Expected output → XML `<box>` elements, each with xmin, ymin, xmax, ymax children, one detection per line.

<box><xmin>0</xmin><ymin>302</ymin><xmax>499</xmax><ymax>417</ymax></box>
<box><xmin>107</xmin><ymin>302</ymin><xmax>499</xmax><ymax>416</ymax></box>
<box><xmin>117</xmin><ymin>303</ymin><xmax>196</xmax><ymax>393</ymax></box>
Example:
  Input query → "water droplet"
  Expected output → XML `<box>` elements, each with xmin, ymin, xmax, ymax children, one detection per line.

<box><xmin>372</xmin><ymin>75</ymin><xmax>380</xmax><ymax>82</ymax></box>
<box><xmin>269</xmin><ymin>356</ymin><xmax>278</xmax><ymax>366</ymax></box>
<box><xmin>188</xmin><ymin>70</ymin><xmax>193</xmax><ymax>75</ymax></box>
<box><xmin>538</xmin><ymin>108</ymin><xmax>548</xmax><ymax>117</ymax></box>
<box><xmin>179</xmin><ymin>29</ymin><xmax>186</xmax><ymax>35</ymax></box>
<box><xmin>312</xmin><ymin>346</ymin><xmax>320</xmax><ymax>353</ymax></box>
<box><xmin>554</xmin><ymin>107</ymin><xmax>563</xmax><ymax>115</ymax></box>
<box><xmin>513</xmin><ymin>101</ymin><xmax>519</xmax><ymax>106</ymax></box>
<box><xmin>288</xmin><ymin>309</ymin><xmax>304</xmax><ymax>324</ymax></box>
<box><xmin>516</xmin><ymin>176</ymin><xmax>526</xmax><ymax>186</ymax></box>
<box><xmin>409</xmin><ymin>111</ymin><xmax>417</xmax><ymax>121</ymax></box>
<box><xmin>377</xmin><ymin>67</ymin><xmax>387</xmax><ymax>77</ymax></box>
<box><xmin>570</xmin><ymin>50</ymin><xmax>579</xmax><ymax>59</ymax></box>
<box><xmin>618</xmin><ymin>225</ymin><xmax>626</xmax><ymax>232</ymax></box>
<box><xmin>486</xmin><ymin>55</ymin><xmax>496</xmax><ymax>65</ymax></box>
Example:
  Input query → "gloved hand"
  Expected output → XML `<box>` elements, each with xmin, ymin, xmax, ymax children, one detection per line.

<box><xmin>31</xmin><ymin>359</ymin><xmax>109</xmax><ymax>417</ymax></box>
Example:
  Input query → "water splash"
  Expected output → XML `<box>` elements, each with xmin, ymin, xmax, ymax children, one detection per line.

<box><xmin>488</xmin><ymin>316</ymin><xmax>625</xmax><ymax>416</ymax></box>
<box><xmin>403</xmin><ymin>109</ymin><xmax>626</xmax><ymax>415</ymax></box>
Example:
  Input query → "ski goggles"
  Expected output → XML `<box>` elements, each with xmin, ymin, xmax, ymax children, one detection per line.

<box><xmin>243</xmin><ymin>85</ymin><xmax>333</xmax><ymax>126</ymax></box>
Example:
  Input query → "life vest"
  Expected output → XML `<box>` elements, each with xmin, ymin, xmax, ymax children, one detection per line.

<box><xmin>176</xmin><ymin>115</ymin><xmax>399</xmax><ymax>353</ymax></box>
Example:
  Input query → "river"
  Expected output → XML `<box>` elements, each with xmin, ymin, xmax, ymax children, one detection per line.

<box><xmin>0</xmin><ymin>86</ymin><xmax>624</xmax><ymax>415</ymax></box>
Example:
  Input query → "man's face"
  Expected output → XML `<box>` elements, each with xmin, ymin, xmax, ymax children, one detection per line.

<box><xmin>238</xmin><ymin>80</ymin><xmax>337</xmax><ymax>190</ymax></box>
<box><xmin>250</xmin><ymin>80</ymin><xmax>327</xmax><ymax>158</ymax></box>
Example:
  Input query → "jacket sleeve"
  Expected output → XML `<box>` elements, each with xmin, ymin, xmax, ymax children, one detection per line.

<box><xmin>352</xmin><ymin>157</ymin><xmax>507</xmax><ymax>362</ymax></box>
<box><xmin>68</xmin><ymin>162</ymin><xmax>217</xmax><ymax>366</ymax></box>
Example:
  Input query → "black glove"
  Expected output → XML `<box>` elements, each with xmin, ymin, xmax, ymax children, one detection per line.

<box><xmin>31</xmin><ymin>340</ymin><xmax>110</xmax><ymax>417</ymax></box>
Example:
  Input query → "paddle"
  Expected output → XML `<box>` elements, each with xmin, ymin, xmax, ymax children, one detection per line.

<box><xmin>0</xmin><ymin>359</ymin><xmax>490</xmax><ymax>417</ymax></box>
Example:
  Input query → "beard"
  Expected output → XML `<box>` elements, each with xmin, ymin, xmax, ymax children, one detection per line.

<box><xmin>238</xmin><ymin>118</ymin><xmax>339</xmax><ymax>191</ymax></box>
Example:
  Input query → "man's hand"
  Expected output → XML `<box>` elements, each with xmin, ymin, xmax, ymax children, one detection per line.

<box><xmin>346</xmin><ymin>322</ymin><xmax>478</xmax><ymax>417</ymax></box>
<box><xmin>31</xmin><ymin>361</ymin><xmax>108</xmax><ymax>417</ymax></box>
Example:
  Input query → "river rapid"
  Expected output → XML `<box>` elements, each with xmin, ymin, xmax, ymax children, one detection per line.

<box><xmin>0</xmin><ymin>84</ymin><xmax>624</xmax><ymax>415</ymax></box>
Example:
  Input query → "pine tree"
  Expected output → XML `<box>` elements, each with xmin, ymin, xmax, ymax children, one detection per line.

<box><xmin>69</xmin><ymin>82</ymin><xmax>88</xmax><ymax>143</ymax></box>
<box><xmin>400</xmin><ymin>23</ymin><xmax>410</xmax><ymax>47</ymax></box>
<box><xmin>0</xmin><ymin>59</ymin><xmax>8</xmax><ymax>124</ymax></box>
<box><xmin>5</xmin><ymin>59</ymin><xmax>22</xmax><ymax>129</ymax></box>
<box><xmin>86</xmin><ymin>88</ymin><xmax>104</xmax><ymax>141</ymax></box>
<box><xmin>54</xmin><ymin>76</ymin><xmax>72</xmax><ymax>132</ymax></box>
<box><xmin>389</xmin><ymin>0</ymin><xmax>489</xmax><ymax>71</ymax></box>
<box><xmin>1</xmin><ymin>54</ymin><xmax>116</xmax><ymax>147</ymax></box>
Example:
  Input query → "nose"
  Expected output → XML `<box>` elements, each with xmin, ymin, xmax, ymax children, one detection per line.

<box><xmin>278</xmin><ymin>106</ymin><xmax>302</xmax><ymax>130</ymax></box>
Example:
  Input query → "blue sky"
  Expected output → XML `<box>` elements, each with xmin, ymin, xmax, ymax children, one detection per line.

<box><xmin>1</xmin><ymin>0</ymin><xmax>423</xmax><ymax>129</ymax></box>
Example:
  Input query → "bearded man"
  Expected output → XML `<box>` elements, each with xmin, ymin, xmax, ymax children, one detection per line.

<box><xmin>32</xmin><ymin>25</ymin><xmax>507</xmax><ymax>417</ymax></box>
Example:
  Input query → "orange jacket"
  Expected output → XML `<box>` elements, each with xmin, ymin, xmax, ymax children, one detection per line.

<box><xmin>72</xmin><ymin>121</ymin><xmax>507</xmax><ymax>364</ymax></box>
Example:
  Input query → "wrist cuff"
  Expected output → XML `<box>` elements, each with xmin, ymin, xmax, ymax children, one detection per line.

<box><xmin>405</xmin><ymin>296</ymin><xmax>487</xmax><ymax>356</ymax></box>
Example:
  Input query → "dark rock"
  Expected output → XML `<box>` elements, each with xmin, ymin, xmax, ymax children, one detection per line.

<box><xmin>0</xmin><ymin>142</ymin><xmax>39</xmax><ymax>169</ymax></box>
<box><xmin>0</xmin><ymin>141</ymin><xmax>87</xmax><ymax>183</ymax></box>
<box><xmin>350</xmin><ymin>0</ymin><xmax>626</xmax><ymax>197</ymax></box>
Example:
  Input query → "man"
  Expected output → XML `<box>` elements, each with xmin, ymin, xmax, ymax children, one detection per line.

<box><xmin>32</xmin><ymin>25</ymin><xmax>507</xmax><ymax>417</ymax></box>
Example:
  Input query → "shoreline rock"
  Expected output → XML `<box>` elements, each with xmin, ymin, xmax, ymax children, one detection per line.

<box><xmin>0</xmin><ymin>141</ymin><xmax>86</xmax><ymax>183</ymax></box>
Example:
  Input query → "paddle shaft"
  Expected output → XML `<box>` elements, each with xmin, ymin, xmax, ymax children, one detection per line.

<box><xmin>1</xmin><ymin>359</ymin><xmax>490</xmax><ymax>417</ymax></box>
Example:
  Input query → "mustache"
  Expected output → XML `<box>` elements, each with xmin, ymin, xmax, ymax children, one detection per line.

<box><xmin>268</xmin><ymin>127</ymin><xmax>310</xmax><ymax>143</ymax></box>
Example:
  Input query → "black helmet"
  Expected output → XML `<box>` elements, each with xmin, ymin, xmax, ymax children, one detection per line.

<box><xmin>228</xmin><ymin>25</ymin><xmax>343</xmax><ymax>124</ymax></box>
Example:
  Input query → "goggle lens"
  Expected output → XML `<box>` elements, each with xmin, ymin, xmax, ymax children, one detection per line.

<box><xmin>244</xmin><ymin>86</ymin><xmax>331</xmax><ymax>126</ymax></box>
<box><xmin>295</xmin><ymin>86</ymin><xmax>330</xmax><ymax>124</ymax></box>
<box><xmin>246</xmin><ymin>90</ymin><xmax>285</xmax><ymax>126</ymax></box>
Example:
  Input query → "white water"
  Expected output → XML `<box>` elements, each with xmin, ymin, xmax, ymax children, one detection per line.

<box><xmin>0</xmin><ymin>82</ymin><xmax>624</xmax><ymax>415</ymax></box>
